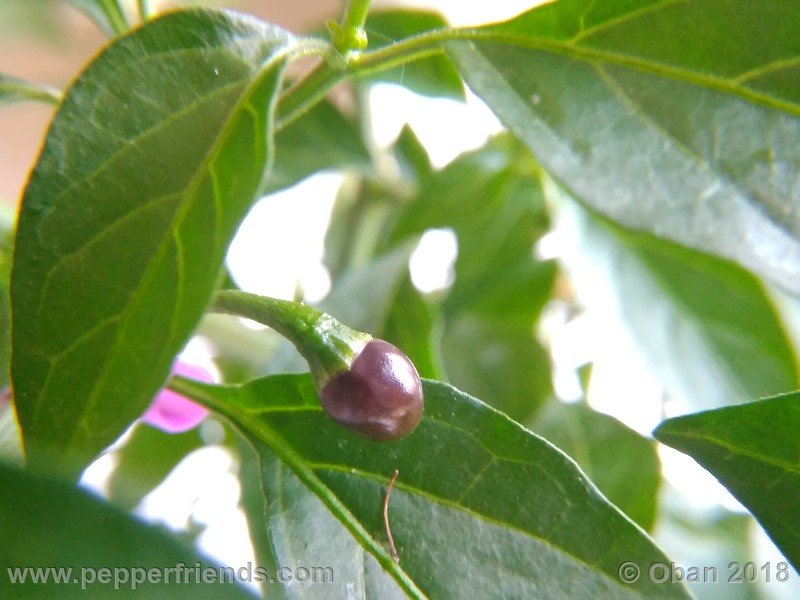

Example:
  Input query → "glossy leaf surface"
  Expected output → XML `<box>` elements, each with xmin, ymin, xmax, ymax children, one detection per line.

<box><xmin>11</xmin><ymin>9</ymin><xmax>292</xmax><ymax>476</ymax></box>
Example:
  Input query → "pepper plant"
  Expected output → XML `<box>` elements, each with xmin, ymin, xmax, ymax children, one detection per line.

<box><xmin>1</xmin><ymin>0</ymin><xmax>799</xmax><ymax>598</ymax></box>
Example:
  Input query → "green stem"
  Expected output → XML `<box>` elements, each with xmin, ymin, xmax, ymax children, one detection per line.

<box><xmin>329</xmin><ymin>0</ymin><xmax>373</xmax><ymax>54</ymax></box>
<box><xmin>276</xmin><ymin>27</ymin><xmax>470</xmax><ymax>131</ymax></box>
<box><xmin>212</xmin><ymin>290</ymin><xmax>371</xmax><ymax>388</ymax></box>
<box><xmin>340</xmin><ymin>0</ymin><xmax>372</xmax><ymax>35</ymax></box>
<box><xmin>280</xmin><ymin>21</ymin><xmax>798</xmax><ymax>129</ymax></box>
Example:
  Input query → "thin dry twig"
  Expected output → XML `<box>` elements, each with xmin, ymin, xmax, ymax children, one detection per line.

<box><xmin>383</xmin><ymin>469</ymin><xmax>400</xmax><ymax>563</ymax></box>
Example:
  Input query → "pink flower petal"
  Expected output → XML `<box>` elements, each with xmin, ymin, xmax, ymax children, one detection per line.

<box><xmin>142</xmin><ymin>362</ymin><xmax>213</xmax><ymax>434</ymax></box>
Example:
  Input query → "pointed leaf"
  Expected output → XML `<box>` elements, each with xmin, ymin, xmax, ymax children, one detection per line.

<box><xmin>654</xmin><ymin>392</ymin><xmax>800</xmax><ymax>569</ymax></box>
<box><xmin>11</xmin><ymin>9</ymin><xmax>293</xmax><ymax>477</ymax></box>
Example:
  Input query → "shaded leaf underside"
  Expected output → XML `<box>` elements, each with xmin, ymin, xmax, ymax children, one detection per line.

<box><xmin>655</xmin><ymin>392</ymin><xmax>800</xmax><ymax>569</ymax></box>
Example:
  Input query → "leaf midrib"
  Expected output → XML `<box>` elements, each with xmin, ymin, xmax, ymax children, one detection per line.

<box><xmin>453</xmin><ymin>30</ymin><xmax>800</xmax><ymax>117</ymax></box>
<box><xmin>234</xmin><ymin>411</ymin><xmax>427</xmax><ymax>599</ymax></box>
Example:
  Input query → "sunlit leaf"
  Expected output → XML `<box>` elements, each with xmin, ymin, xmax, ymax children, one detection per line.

<box><xmin>11</xmin><ymin>10</ymin><xmax>293</xmax><ymax>477</ymax></box>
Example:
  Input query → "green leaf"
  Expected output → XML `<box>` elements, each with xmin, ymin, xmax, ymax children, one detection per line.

<box><xmin>448</xmin><ymin>0</ymin><xmax>800</xmax><ymax>293</ymax></box>
<box><xmin>386</xmin><ymin>135</ymin><xmax>537</xmax><ymax>244</ymax></box>
<box><xmin>0</xmin><ymin>210</ymin><xmax>13</xmax><ymax>391</ymax></box>
<box><xmin>362</xmin><ymin>10</ymin><xmax>464</xmax><ymax>100</ymax></box>
<box><xmin>266</xmin><ymin>99</ymin><xmax>370</xmax><ymax>194</ymax></box>
<box><xmin>322</xmin><ymin>178</ymin><xmax>404</xmax><ymax>279</ymax></box>
<box><xmin>234</xmin><ymin>430</ymin><xmax>283</xmax><ymax>597</ymax></box>
<box><xmin>0</xmin><ymin>462</ymin><xmax>252</xmax><ymax>598</ymax></box>
<box><xmin>554</xmin><ymin>191</ymin><xmax>798</xmax><ymax>409</ymax></box>
<box><xmin>532</xmin><ymin>401</ymin><xmax>660</xmax><ymax>531</ymax></box>
<box><xmin>67</xmin><ymin>0</ymin><xmax>129</xmax><ymax>37</ymax></box>
<box><xmin>654</xmin><ymin>392</ymin><xmax>800</xmax><ymax>570</ymax></box>
<box><xmin>11</xmin><ymin>9</ymin><xmax>292</xmax><ymax>478</ymax></box>
<box><xmin>258</xmin><ymin>450</ymin><xmax>403</xmax><ymax>599</ymax></box>
<box><xmin>0</xmin><ymin>74</ymin><xmax>60</xmax><ymax>106</ymax></box>
<box><xmin>440</xmin><ymin>311</ymin><xmax>553</xmax><ymax>422</ymax></box>
<box><xmin>174</xmin><ymin>374</ymin><xmax>689</xmax><ymax>599</ymax></box>
<box><xmin>107</xmin><ymin>423</ymin><xmax>204</xmax><ymax>512</ymax></box>
<box><xmin>392</xmin><ymin>124</ymin><xmax>433</xmax><ymax>184</ymax></box>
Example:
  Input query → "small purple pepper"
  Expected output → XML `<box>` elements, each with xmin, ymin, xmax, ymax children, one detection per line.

<box><xmin>320</xmin><ymin>339</ymin><xmax>423</xmax><ymax>441</ymax></box>
<box><xmin>213</xmin><ymin>291</ymin><xmax>425</xmax><ymax>441</ymax></box>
